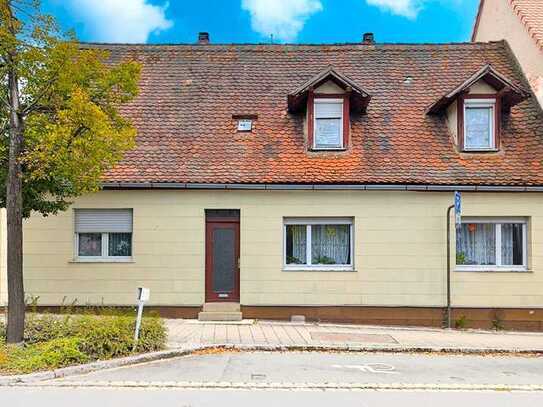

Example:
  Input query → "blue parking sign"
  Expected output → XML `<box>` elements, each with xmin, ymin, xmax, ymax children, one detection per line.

<box><xmin>454</xmin><ymin>191</ymin><xmax>462</xmax><ymax>227</ymax></box>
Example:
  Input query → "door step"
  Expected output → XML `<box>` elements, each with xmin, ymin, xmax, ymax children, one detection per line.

<box><xmin>198</xmin><ymin>302</ymin><xmax>242</xmax><ymax>321</ymax></box>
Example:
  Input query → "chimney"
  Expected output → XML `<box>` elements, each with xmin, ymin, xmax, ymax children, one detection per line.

<box><xmin>362</xmin><ymin>32</ymin><xmax>375</xmax><ymax>44</ymax></box>
<box><xmin>197</xmin><ymin>32</ymin><xmax>209</xmax><ymax>44</ymax></box>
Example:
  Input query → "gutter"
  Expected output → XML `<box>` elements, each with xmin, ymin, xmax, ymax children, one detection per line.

<box><xmin>101</xmin><ymin>183</ymin><xmax>543</xmax><ymax>192</ymax></box>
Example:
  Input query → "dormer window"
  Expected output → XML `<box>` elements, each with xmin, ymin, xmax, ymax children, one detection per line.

<box><xmin>426</xmin><ymin>65</ymin><xmax>529</xmax><ymax>153</ymax></box>
<box><xmin>287</xmin><ymin>66</ymin><xmax>371</xmax><ymax>153</ymax></box>
<box><xmin>314</xmin><ymin>99</ymin><xmax>344</xmax><ymax>149</ymax></box>
<box><xmin>464</xmin><ymin>99</ymin><xmax>496</xmax><ymax>150</ymax></box>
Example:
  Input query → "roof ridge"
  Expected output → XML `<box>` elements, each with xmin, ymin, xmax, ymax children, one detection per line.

<box><xmin>80</xmin><ymin>41</ymin><xmax>505</xmax><ymax>49</ymax></box>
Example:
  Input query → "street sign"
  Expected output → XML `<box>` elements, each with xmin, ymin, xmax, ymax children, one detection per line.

<box><xmin>454</xmin><ymin>191</ymin><xmax>462</xmax><ymax>227</ymax></box>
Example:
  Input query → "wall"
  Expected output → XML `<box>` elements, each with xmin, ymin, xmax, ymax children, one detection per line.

<box><xmin>0</xmin><ymin>208</ymin><xmax>6</xmax><ymax>307</ymax></box>
<box><xmin>20</xmin><ymin>189</ymin><xmax>543</xmax><ymax>309</ymax></box>
<box><xmin>474</xmin><ymin>0</ymin><xmax>543</xmax><ymax>107</ymax></box>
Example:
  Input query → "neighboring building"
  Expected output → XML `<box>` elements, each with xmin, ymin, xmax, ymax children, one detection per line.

<box><xmin>1</xmin><ymin>34</ymin><xmax>543</xmax><ymax>329</ymax></box>
<box><xmin>472</xmin><ymin>0</ymin><xmax>543</xmax><ymax>107</ymax></box>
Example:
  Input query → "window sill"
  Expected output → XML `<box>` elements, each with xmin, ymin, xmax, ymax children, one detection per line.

<box><xmin>461</xmin><ymin>148</ymin><xmax>499</xmax><ymax>153</ymax></box>
<box><xmin>310</xmin><ymin>148</ymin><xmax>346</xmax><ymax>152</ymax></box>
<box><xmin>283</xmin><ymin>267</ymin><xmax>356</xmax><ymax>272</ymax></box>
<box><xmin>70</xmin><ymin>258</ymin><xmax>134</xmax><ymax>264</ymax></box>
<box><xmin>454</xmin><ymin>267</ymin><xmax>530</xmax><ymax>273</ymax></box>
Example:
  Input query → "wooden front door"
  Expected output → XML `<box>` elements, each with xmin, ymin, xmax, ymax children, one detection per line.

<box><xmin>205</xmin><ymin>219</ymin><xmax>240</xmax><ymax>302</ymax></box>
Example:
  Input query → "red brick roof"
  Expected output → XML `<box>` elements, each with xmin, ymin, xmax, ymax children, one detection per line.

<box><xmin>94</xmin><ymin>41</ymin><xmax>543</xmax><ymax>187</ymax></box>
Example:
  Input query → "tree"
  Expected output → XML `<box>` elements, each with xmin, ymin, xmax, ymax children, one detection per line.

<box><xmin>0</xmin><ymin>0</ymin><xmax>141</xmax><ymax>343</ymax></box>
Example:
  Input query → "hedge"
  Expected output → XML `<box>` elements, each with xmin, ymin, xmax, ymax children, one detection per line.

<box><xmin>0</xmin><ymin>311</ymin><xmax>166</xmax><ymax>374</ymax></box>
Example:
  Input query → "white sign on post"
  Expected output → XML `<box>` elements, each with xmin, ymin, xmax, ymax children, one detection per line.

<box><xmin>454</xmin><ymin>191</ymin><xmax>462</xmax><ymax>228</ymax></box>
<box><xmin>134</xmin><ymin>287</ymin><xmax>150</xmax><ymax>345</ymax></box>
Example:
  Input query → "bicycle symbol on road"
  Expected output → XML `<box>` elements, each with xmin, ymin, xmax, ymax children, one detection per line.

<box><xmin>332</xmin><ymin>363</ymin><xmax>398</xmax><ymax>374</ymax></box>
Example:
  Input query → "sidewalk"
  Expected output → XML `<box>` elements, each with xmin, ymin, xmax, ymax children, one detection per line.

<box><xmin>166</xmin><ymin>319</ymin><xmax>543</xmax><ymax>352</ymax></box>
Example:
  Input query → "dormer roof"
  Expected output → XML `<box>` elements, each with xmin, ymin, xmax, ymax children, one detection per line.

<box><xmin>287</xmin><ymin>66</ymin><xmax>371</xmax><ymax>113</ymax></box>
<box><xmin>427</xmin><ymin>64</ymin><xmax>529</xmax><ymax>114</ymax></box>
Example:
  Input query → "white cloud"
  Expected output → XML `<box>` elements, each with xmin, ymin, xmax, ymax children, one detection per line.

<box><xmin>241</xmin><ymin>0</ymin><xmax>323</xmax><ymax>42</ymax></box>
<box><xmin>366</xmin><ymin>0</ymin><xmax>425</xmax><ymax>19</ymax></box>
<box><xmin>66</xmin><ymin>0</ymin><xmax>174</xmax><ymax>43</ymax></box>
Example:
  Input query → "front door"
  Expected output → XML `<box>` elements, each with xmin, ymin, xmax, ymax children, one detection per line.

<box><xmin>205</xmin><ymin>217</ymin><xmax>240</xmax><ymax>302</ymax></box>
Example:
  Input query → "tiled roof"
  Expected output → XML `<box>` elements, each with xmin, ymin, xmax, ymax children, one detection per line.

<box><xmin>473</xmin><ymin>1</ymin><xmax>543</xmax><ymax>51</ymax></box>
<box><xmin>510</xmin><ymin>0</ymin><xmax>543</xmax><ymax>50</ymax></box>
<box><xmin>93</xmin><ymin>41</ymin><xmax>543</xmax><ymax>186</ymax></box>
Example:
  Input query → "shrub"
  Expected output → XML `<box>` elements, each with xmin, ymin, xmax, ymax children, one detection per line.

<box><xmin>0</xmin><ymin>310</ymin><xmax>166</xmax><ymax>374</ymax></box>
<box><xmin>72</xmin><ymin>313</ymin><xmax>166</xmax><ymax>359</ymax></box>
<box><xmin>1</xmin><ymin>338</ymin><xmax>89</xmax><ymax>374</ymax></box>
<box><xmin>0</xmin><ymin>320</ymin><xmax>5</xmax><ymax>341</ymax></box>
<box><xmin>24</xmin><ymin>314</ymin><xmax>73</xmax><ymax>344</ymax></box>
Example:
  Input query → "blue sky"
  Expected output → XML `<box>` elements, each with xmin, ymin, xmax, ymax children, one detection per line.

<box><xmin>43</xmin><ymin>0</ymin><xmax>480</xmax><ymax>44</ymax></box>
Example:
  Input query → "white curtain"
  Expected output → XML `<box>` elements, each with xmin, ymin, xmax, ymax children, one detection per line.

<box><xmin>288</xmin><ymin>225</ymin><xmax>307</xmax><ymax>264</ymax></box>
<box><xmin>311</xmin><ymin>225</ymin><xmax>350</xmax><ymax>265</ymax></box>
<box><xmin>466</xmin><ymin>107</ymin><xmax>491</xmax><ymax>148</ymax></box>
<box><xmin>456</xmin><ymin>223</ymin><xmax>495</xmax><ymax>265</ymax></box>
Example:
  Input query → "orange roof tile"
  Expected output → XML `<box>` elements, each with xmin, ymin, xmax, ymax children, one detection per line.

<box><xmin>90</xmin><ymin>41</ymin><xmax>542</xmax><ymax>187</ymax></box>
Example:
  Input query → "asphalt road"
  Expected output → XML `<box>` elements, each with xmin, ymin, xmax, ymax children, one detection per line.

<box><xmin>1</xmin><ymin>388</ymin><xmax>542</xmax><ymax>406</ymax></box>
<box><xmin>52</xmin><ymin>351</ymin><xmax>543</xmax><ymax>387</ymax></box>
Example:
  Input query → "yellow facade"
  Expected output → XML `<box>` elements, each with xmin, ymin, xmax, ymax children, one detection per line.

<box><xmin>5</xmin><ymin>189</ymin><xmax>542</xmax><ymax>309</ymax></box>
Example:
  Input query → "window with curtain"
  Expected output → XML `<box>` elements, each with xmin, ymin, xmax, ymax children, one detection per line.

<box><xmin>284</xmin><ymin>218</ymin><xmax>353</xmax><ymax>270</ymax></box>
<box><xmin>456</xmin><ymin>218</ymin><xmax>527</xmax><ymax>271</ymax></box>
<box><xmin>75</xmin><ymin>209</ymin><xmax>133</xmax><ymax>260</ymax></box>
<box><xmin>464</xmin><ymin>99</ymin><xmax>495</xmax><ymax>150</ymax></box>
<box><xmin>314</xmin><ymin>99</ymin><xmax>343</xmax><ymax>149</ymax></box>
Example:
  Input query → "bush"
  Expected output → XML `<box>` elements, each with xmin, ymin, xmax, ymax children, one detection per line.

<box><xmin>1</xmin><ymin>337</ymin><xmax>89</xmax><ymax>374</ymax></box>
<box><xmin>71</xmin><ymin>313</ymin><xmax>166</xmax><ymax>359</ymax></box>
<box><xmin>24</xmin><ymin>314</ymin><xmax>73</xmax><ymax>344</ymax></box>
<box><xmin>0</xmin><ymin>310</ymin><xmax>166</xmax><ymax>374</ymax></box>
<box><xmin>0</xmin><ymin>320</ymin><xmax>5</xmax><ymax>341</ymax></box>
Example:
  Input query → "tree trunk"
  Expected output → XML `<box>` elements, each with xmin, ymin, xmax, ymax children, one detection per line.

<box><xmin>5</xmin><ymin>47</ymin><xmax>25</xmax><ymax>344</ymax></box>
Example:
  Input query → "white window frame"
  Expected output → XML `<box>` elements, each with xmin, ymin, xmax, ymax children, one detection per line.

<box><xmin>74</xmin><ymin>209</ymin><xmax>133</xmax><ymax>262</ymax></box>
<box><xmin>455</xmin><ymin>217</ymin><xmax>528</xmax><ymax>272</ymax></box>
<box><xmin>75</xmin><ymin>232</ymin><xmax>133</xmax><ymax>262</ymax></box>
<box><xmin>313</xmin><ymin>98</ymin><xmax>344</xmax><ymax>150</ymax></box>
<box><xmin>283</xmin><ymin>217</ymin><xmax>354</xmax><ymax>271</ymax></box>
<box><xmin>463</xmin><ymin>99</ymin><xmax>496</xmax><ymax>151</ymax></box>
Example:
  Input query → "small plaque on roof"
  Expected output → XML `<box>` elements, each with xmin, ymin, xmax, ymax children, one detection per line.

<box><xmin>237</xmin><ymin>119</ymin><xmax>252</xmax><ymax>132</ymax></box>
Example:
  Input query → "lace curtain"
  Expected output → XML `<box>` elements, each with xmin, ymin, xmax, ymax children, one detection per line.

<box><xmin>457</xmin><ymin>223</ymin><xmax>523</xmax><ymax>266</ymax></box>
<box><xmin>287</xmin><ymin>225</ymin><xmax>307</xmax><ymax>264</ymax></box>
<box><xmin>466</xmin><ymin>107</ymin><xmax>491</xmax><ymax>148</ymax></box>
<box><xmin>311</xmin><ymin>225</ymin><xmax>350</xmax><ymax>265</ymax></box>
<box><xmin>456</xmin><ymin>223</ymin><xmax>496</xmax><ymax>265</ymax></box>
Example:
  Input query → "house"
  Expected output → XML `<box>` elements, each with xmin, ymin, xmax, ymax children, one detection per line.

<box><xmin>472</xmin><ymin>0</ymin><xmax>543</xmax><ymax>107</ymax></box>
<box><xmin>1</xmin><ymin>33</ymin><xmax>543</xmax><ymax>329</ymax></box>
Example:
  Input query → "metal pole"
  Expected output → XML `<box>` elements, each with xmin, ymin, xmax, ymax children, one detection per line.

<box><xmin>134</xmin><ymin>301</ymin><xmax>144</xmax><ymax>344</ymax></box>
<box><xmin>446</xmin><ymin>204</ymin><xmax>454</xmax><ymax>329</ymax></box>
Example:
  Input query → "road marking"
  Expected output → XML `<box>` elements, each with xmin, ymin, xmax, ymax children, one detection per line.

<box><xmin>332</xmin><ymin>363</ymin><xmax>398</xmax><ymax>374</ymax></box>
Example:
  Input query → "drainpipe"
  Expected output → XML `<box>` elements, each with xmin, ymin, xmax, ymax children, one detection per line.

<box><xmin>446</xmin><ymin>204</ymin><xmax>454</xmax><ymax>329</ymax></box>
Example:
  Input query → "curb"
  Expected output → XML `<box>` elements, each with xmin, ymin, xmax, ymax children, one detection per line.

<box><xmin>1</xmin><ymin>343</ymin><xmax>543</xmax><ymax>386</ymax></box>
<box><xmin>13</xmin><ymin>380</ymin><xmax>543</xmax><ymax>392</ymax></box>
